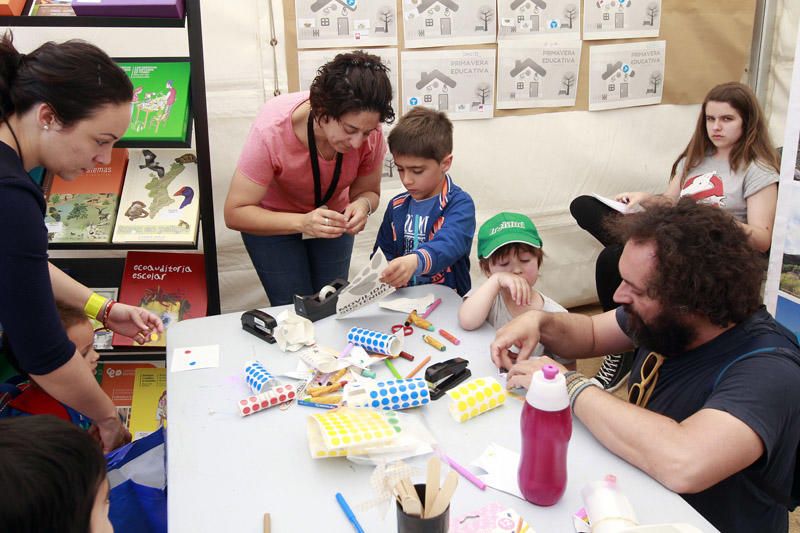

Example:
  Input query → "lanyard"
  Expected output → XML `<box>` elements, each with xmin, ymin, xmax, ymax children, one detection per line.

<box><xmin>307</xmin><ymin>111</ymin><xmax>343</xmax><ymax>208</ymax></box>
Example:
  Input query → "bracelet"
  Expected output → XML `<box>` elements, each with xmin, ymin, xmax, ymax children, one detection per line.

<box><xmin>359</xmin><ymin>197</ymin><xmax>373</xmax><ymax>217</ymax></box>
<box><xmin>101</xmin><ymin>300</ymin><xmax>117</xmax><ymax>327</ymax></box>
<box><xmin>84</xmin><ymin>293</ymin><xmax>109</xmax><ymax>321</ymax></box>
<box><xmin>564</xmin><ymin>371</ymin><xmax>600</xmax><ymax>412</ymax></box>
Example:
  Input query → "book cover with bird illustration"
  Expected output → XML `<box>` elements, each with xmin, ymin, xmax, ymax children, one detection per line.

<box><xmin>45</xmin><ymin>148</ymin><xmax>128</xmax><ymax>244</ymax></box>
<box><xmin>113</xmin><ymin>251</ymin><xmax>207</xmax><ymax>348</ymax></box>
<box><xmin>112</xmin><ymin>148</ymin><xmax>199</xmax><ymax>245</ymax></box>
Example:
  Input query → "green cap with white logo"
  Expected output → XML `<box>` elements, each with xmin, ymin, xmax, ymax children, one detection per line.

<box><xmin>477</xmin><ymin>212</ymin><xmax>542</xmax><ymax>259</ymax></box>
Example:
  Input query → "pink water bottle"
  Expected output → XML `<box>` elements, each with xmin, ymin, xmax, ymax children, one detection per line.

<box><xmin>518</xmin><ymin>364</ymin><xmax>572</xmax><ymax>506</ymax></box>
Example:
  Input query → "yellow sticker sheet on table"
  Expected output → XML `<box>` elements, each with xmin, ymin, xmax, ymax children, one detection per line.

<box><xmin>306</xmin><ymin>407</ymin><xmax>398</xmax><ymax>459</ymax></box>
<box><xmin>446</xmin><ymin>376</ymin><xmax>506</xmax><ymax>423</ymax></box>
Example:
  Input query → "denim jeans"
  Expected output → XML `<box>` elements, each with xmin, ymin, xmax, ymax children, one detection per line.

<box><xmin>241</xmin><ymin>232</ymin><xmax>355</xmax><ymax>305</ymax></box>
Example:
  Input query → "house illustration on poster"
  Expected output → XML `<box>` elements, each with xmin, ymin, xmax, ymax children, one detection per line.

<box><xmin>601</xmin><ymin>61</ymin><xmax>635</xmax><ymax>98</ymax></box>
<box><xmin>416</xmin><ymin>70</ymin><xmax>457</xmax><ymax>111</ymax></box>
<box><xmin>417</xmin><ymin>0</ymin><xmax>459</xmax><ymax>36</ymax></box>
<box><xmin>593</xmin><ymin>0</ymin><xmax>631</xmax><ymax>31</ymax></box>
<box><xmin>307</xmin><ymin>0</ymin><xmax>358</xmax><ymax>38</ymax></box>
<box><xmin>509</xmin><ymin>58</ymin><xmax>546</xmax><ymax>99</ymax></box>
<box><xmin>509</xmin><ymin>0</ymin><xmax>547</xmax><ymax>31</ymax></box>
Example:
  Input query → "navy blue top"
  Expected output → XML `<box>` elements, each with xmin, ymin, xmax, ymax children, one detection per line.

<box><xmin>0</xmin><ymin>141</ymin><xmax>75</xmax><ymax>374</ymax></box>
<box><xmin>618</xmin><ymin>306</ymin><xmax>800</xmax><ymax>533</ymax></box>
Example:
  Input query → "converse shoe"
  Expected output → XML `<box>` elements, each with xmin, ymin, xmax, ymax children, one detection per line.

<box><xmin>591</xmin><ymin>351</ymin><xmax>635</xmax><ymax>392</ymax></box>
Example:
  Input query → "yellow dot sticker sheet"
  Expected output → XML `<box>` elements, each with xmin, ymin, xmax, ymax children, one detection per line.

<box><xmin>446</xmin><ymin>376</ymin><xmax>507</xmax><ymax>423</ymax></box>
<box><xmin>306</xmin><ymin>407</ymin><xmax>399</xmax><ymax>459</ymax></box>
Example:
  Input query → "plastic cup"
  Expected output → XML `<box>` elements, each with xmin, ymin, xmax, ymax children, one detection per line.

<box><xmin>396</xmin><ymin>484</ymin><xmax>449</xmax><ymax>533</ymax></box>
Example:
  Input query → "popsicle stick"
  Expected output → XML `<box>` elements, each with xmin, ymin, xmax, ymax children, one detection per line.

<box><xmin>424</xmin><ymin>456</ymin><xmax>441</xmax><ymax>518</ymax></box>
<box><xmin>263</xmin><ymin>513</ymin><xmax>270</xmax><ymax>533</ymax></box>
<box><xmin>427</xmin><ymin>471</ymin><xmax>458</xmax><ymax>519</ymax></box>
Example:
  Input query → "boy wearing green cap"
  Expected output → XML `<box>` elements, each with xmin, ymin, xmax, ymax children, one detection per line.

<box><xmin>458</xmin><ymin>212</ymin><xmax>575</xmax><ymax>370</ymax></box>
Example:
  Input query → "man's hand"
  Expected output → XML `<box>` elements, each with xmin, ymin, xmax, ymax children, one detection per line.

<box><xmin>506</xmin><ymin>356</ymin><xmax>567</xmax><ymax>389</ymax></box>
<box><xmin>380</xmin><ymin>255</ymin><xmax>419</xmax><ymax>288</ymax></box>
<box><xmin>492</xmin><ymin>272</ymin><xmax>532</xmax><ymax>306</ymax></box>
<box><xmin>490</xmin><ymin>311</ymin><xmax>544</xmax><ymax>370</ymax></box>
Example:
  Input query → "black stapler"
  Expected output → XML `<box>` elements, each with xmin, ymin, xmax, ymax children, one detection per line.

<box><xmin>425</xmin><ymin>357</ymin><xmax>471</xmax><ymax>400</ymax></box>
<box><xmin>293</xmin><ymin>278</ymin><xmax>349</xmax><ymax>322</ymax></box>
<box><xmin>241</xmin><ymin>309</ymin><xmax>277</xmax><ymax>343</ymax></box>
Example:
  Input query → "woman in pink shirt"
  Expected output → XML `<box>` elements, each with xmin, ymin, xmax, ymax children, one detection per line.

<box><xmin>224</xmin><ymin>51</ymin><xmax>394</xmax><ymax>304</ymax></box>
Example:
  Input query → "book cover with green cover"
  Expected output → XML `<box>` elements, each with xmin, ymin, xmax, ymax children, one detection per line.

<box><xmin>118</xmin><ymin>58</ymin><xmax>191</xmax><ymax>144</ymax></box>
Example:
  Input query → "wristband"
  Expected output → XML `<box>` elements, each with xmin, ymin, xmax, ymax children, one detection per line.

<box><xmin>84</xmin><ymin>293</ymin><xmax>109</xmax><ymax>321</ymax></box>
<box><xmin>564</xmin><ymin>371</ymin><xmax>600</xmax><ymax>412</ymax></box>
<box><xmin>102</xmin><ymin>300</ymin><xmax>117</xmax><ymax>326</ymax></box>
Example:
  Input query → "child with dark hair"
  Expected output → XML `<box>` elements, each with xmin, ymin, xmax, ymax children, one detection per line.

<box><xmin>459</xmin><ymin>212</ymin><xmax>575</xmax><ymax>370</ymax></box>
<box><xmin>1</xmin><ymin>303</ymin><xmax>100</xmax><ymax>427</ymax></box>
<box><xmin>225</xmin><ymin>50</ymin><xmax>395</xmax><ymax>305</ymax></box>
<box><xmin>0</xmin><ymin>415</ymin><xmax>111</xmax><ymax>533</ymax></box>
<box><xmin>374</xmin><ymin>107</ymin><xmax>475</xmax><ymax>296</ymax></box>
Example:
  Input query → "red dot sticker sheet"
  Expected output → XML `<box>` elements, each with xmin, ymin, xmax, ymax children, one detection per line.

<box><xmin>237</xmin><ymin>384</ymin><xmax>296</xmax><ymax>417</ymax></box>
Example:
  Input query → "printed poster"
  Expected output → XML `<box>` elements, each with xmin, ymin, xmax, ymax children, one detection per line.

<box><xmin>297</xmin><ymin>48</ymin><xmax>400</xmax><ymax>121</ymax></box>
<box><xmin>765</xmin><ymin>25</ymin><xmax>800</xmax><ymax>340</ymax></box>
<box><xmin>402</xmin><ymin>0</ymin><xmax>496</xmax><ymax>48</ymax></box>
<box><xmin>583</xmin><ymin>0</ymin><xmax>661</xmax><ymax>40</ymax></box>
<box><xmin>497</xmin><ymin>0</ymin><xmax>580</xmax><ymax>41</ymax></box>
<box><xmin>496</xmin><ymin>40</ymin><xmax>582</xmax><ymax>109</ymax></box>
<box><xmin>401</xmin><ymin>49</ymin><xmax>496</xmax><ymax>120</ymax></box>
<box><xmin>588</xmin><ymin>41</ymin><xmax>665</xmax><ymax>111</ymax></box>
<box><xmin>295</xmin><ymin>0</ymin><xmax>398</xmax><ymax>49</ymax></box>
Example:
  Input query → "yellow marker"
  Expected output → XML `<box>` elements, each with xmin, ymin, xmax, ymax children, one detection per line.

<box><xmin>422</xmin><ymin>334</ymin><xmax>446</xmax><ymax>352</ymax></box>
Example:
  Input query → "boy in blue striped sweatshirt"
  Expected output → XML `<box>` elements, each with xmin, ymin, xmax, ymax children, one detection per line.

<box><xmin>374</xmin><ymin>107</ymin><xmax>476</xmax><ymax>296</ymax></box>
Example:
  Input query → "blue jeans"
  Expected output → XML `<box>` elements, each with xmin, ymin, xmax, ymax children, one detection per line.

<box><xmin>241</xmin><ymin>232</ymin><xmax>354</xmax><ymax>305</ymax></box>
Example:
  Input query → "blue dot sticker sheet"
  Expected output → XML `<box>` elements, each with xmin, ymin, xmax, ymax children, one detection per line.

<box><xmin>344</xmin><ymin>378</ymin><xmax>431</xmax><ymax>411</ymax></box>
<box><xmin>244</xmin><ymin>360</ymin><xmax>274</xmax><ymax>394</ymax></box>
<box><xmin>346</xmin><ymin>327</ymin><xmax>403</xmax><ymax>357</ymax></box>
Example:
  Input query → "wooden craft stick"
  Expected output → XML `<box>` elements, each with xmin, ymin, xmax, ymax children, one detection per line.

<box><xmin>428</xmin><ymin>471</ymin><xmax>458</xmax><ymax>519</ymax></box>
<box><xmin>424</xmin><ymin>456</ymin><xmax>441</xmax><ymax>518</ymax></box>
<box><xmin>263</xmin><ymin>513</ymin><xmax>270</xmax><ymax>533</ymax></box>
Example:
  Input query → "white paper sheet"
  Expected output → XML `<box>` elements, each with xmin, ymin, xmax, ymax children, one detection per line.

<box><xmin>336</xmin><ymin>249</ymin><xmax>396</xmax><ymax>316</ymax></box>
<box><xmin>378</xmin><ymin>293</ymin><xmax>435</xmax><ymax>314</ymax></box>
<box><xmin>171</xmin><ymin>344</ymin><xmax>220</xmax><ymax>372</ymax></box>
<box><xmin>472</xmin><ymin>442</ymin><xmax>524</xmax><ymax>499</ymax></box>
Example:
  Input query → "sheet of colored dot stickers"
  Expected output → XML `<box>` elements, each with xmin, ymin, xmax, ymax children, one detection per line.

<box><xmin>306</xmin><ymin>407</ymin><xmax>403</xmax><ymax>458</ymax></box>
<box><xmin>446</xmin><ymin>376</ymin><xmax>507</xmax><ymax>423</ymax></box>
<box><xmin>450</xmin><ymin>501</ymin><xmax>534</xmax><ymax>533</ymax></box>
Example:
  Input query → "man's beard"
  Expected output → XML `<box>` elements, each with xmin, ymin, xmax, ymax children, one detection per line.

<box><xmin>624</xmin><ymin>304</ymin><xmax>697</xmax><ymax>357</ymax></box>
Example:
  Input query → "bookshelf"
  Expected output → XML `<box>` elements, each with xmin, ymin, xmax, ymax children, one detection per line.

<box><xmin>2</xmin><ymin>0</ymin><xmax>221</xmax><ymax>359</ymax></box>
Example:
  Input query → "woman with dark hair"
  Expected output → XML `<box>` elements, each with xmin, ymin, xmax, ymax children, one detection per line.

<box><xmin>0</xmin><ymin>32</ymin><xmax>163</xmax><ymax>451</ymax></box>
<box><xmin>0</xmin><ymin>416</ymin><xmax>111</xmax><ymax>533</ymax></box>
<box><xmin>570</xmin><ymin>81</ymin><xmax>780</xmax><ymax>391</ymax></box>
<box><xmin>224</xmin><ymin>50</ymin><xmax>395</xmax><ymax>305</ymax></box>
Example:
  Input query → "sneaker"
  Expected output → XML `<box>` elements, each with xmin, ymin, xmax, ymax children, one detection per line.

<box><xmin>591</xmin><ymin>351</ymin><xmax>635</xmax><ymax>392</ymax></box>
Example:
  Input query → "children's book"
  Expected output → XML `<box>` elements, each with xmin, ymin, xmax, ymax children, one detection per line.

<box><xmin>590</xmin><ymin>193</ymin><xmax>645</xmax><ymax>215</ymax></box>
<box><xmin>95</xmin><ymin>361</ymin><xmax>162</xmax><ymax>429</ymax></box>
<box><xmin>111</xmin><ymin>148</ymin><xmax>199</xmax><ymax>245</ymax></box>
<box><xmin>71</xmin><ymin>0</ymin><xmax>184</xmax><ymax>18</ymax></box>
<box><xmin>45</xmin><ymin>148</ymin><xmax>128</xmax><ymax>244</ymax></box>
<box><xmin>112</xmin><ymin>251</ymin><xmax>207</xmax><ymax>348</ymax></box>
<box><xmin>117</xmin><ymin>58</ymin><xmax>191</xmax><ymax>144</ymax></box>
<box><xmin>128</xmin><ymin>367</ymin><xmax>167</xmax><ymax>439</ymax></box>
<box><xmin>29</xmin><ymin>0</ymin><xmax>75</xmax><ymax>15</ymax></box>
<box><xmin>88</xmin><ymin>287</ymin><xmax>118</xmax><ymax>349</ymax></box>
<box><xmin>0</xmin><ymin>0</ymin><xmax>27</xmax><ymax>15</ymax></box>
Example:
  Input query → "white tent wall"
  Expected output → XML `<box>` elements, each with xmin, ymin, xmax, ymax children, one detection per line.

<box><xmin>6</xmin><ymin>1</ymin><xmax>797</xmax><ymax>313</ymax></box>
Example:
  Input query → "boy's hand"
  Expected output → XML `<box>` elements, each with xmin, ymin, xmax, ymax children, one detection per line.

<box><xmin>380</xmin><ymin>255</ymin><xmax>418</xmax><ymax>288</ymax></box>
<box><xmin>343</xmin><ymin>198</ymin><xmax>370</xmax><ymax>235</ymax></box>
<box><xmin>492</xmin><ymin>272</ymin><xmax>532</xmax><ymax>306</ymax></box>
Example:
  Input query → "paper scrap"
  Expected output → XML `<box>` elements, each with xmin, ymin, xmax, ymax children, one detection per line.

<box><xmin>378</xmin><ymin>293</ymin><xmax>435</xmax><ymax>314</ymax></box>
<box><xmin>472</xmin><ymin>443</ymin><xmax>523</xmax><ymax>499</ymax></box>
<box><xmin>171</xmin><ymin>344</ymin><xmax>219</xmax><ymax>372</ymax></box>
<box><xmin>274</xmin><ymin>309</ymin><xmax>315</xmax><ymax>352</ymax></box>
<box><xmin>336</xmin><ymin>249</ymin><xmax>396</xmax><ymax>317</ymax></box>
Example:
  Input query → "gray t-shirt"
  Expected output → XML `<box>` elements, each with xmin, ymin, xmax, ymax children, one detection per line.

<box><xmin>466</xmin><ymin>287</ymin><xmax>573</xmax><ymax>364</ymax></box>
<box><xmin>675</xmin><ymin>156</ymin><xmax>779</xmax><ymax>222</ymax></box>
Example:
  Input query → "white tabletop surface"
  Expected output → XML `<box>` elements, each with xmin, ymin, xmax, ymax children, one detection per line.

<box><xmin>167</xmin><ymin>284</ymin><xmax>717</xmax><ymax>532</ymax></box>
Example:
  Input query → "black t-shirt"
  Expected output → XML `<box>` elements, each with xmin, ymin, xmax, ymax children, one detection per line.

<box><xmin>617</xmin><ymin>306</ymin><xmax>800</xmax><ymax>533</ymax></box>
<box><xmin>0</xmin><ymin>142</ymin><xmax>74</xmax><ymax>374</ymax></box>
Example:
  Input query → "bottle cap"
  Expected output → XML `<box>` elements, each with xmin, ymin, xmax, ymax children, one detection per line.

<box><xmin>542</xmin><ymin>365</ymin><xmax>559</xmax><ymax>380</ymax></box>
<box><xmin>525</xmin><ymin>367</ymin><xmax>569</xmax><ymax>412</ymax></box>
